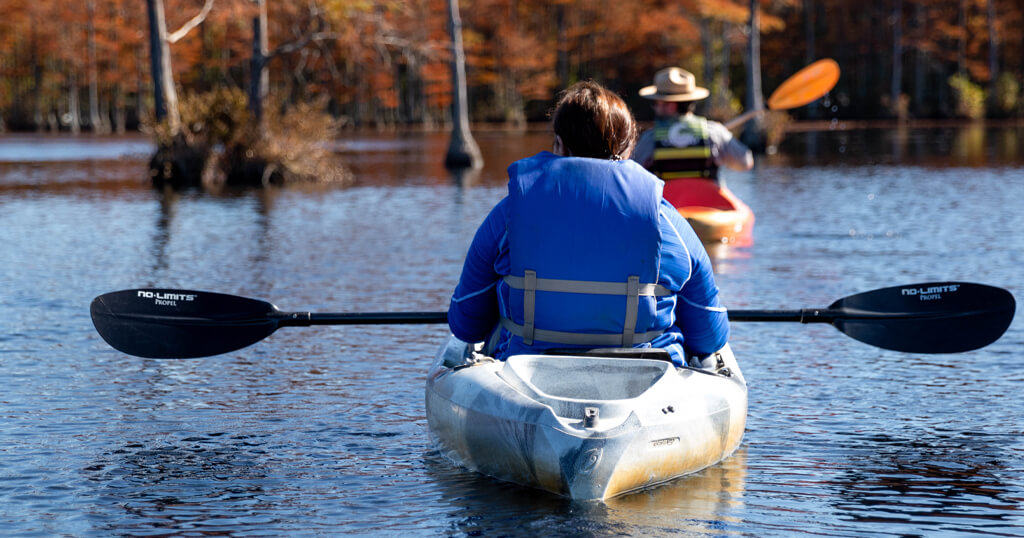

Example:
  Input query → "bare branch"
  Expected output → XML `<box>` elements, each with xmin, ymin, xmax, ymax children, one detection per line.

<box><xmin>268</xmin><ymin>6</ymin><xmax>327</xmax><ymax>59</ymax></box>
<box><xmin>167</xmin><ymin>0</ymin><xmax>214</xmax><ymax>44</ymax></box>
<box><xmin>314</xmin><ymin>39</ymin><xmax>343</xmax><ymax>83</ymax></box>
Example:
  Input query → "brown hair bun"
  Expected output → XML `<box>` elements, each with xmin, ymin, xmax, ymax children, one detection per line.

<box><xmin>552</xmin><ymin>81</ymin><xmax>637</xmax><ymax>160</ymax></box>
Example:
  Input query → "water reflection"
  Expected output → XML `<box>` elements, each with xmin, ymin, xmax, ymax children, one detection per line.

<box><xmin>772</xmin><ymin>125</ymin><xmax>1024</xmax><ymax>167</ymax></box>
<box><xmin>337</xmin><ymin>130</ymin><xmax>547</xmax><ymax>187</ymax></box>
<box><xmin>829</xmin><ymin>431</ymin><xmax>1019</xmax><ymax>530</ymax></box>
<box><xmin>449</xmin><ymin>166</ymin><xmax>482</xmax><ymax>189</ymax></box>
<box><xmin>421</xmin><ymin>451</ymin><xmax>579</xmax><ymax>535</ymax></box>
<box><xmin>0</xmin><ymin>135</ymin><xmax>153</xmax><ymax>163</ymax></box>
<box><xmin>81</xmin><ymin>357</ymin><xmax>277</xmax><ymax>533</ymax></box>
<box><xmin>704</xmin><ymin>242</ymin><xmax>754</xmax><ymax>267</ymax></box>
<box><xmin>145</xmin><ymin>187</ymin><xmax>281</xmax><ymax>290</ymax></box>
<box><xmin>85</xmin><ymin>436</ymin><xmax>278</xmax><ymax>534</ymax></box>
<box><xmin>605</xmin><ymin>449</ymin><xmax>748</xmax><ymax>533</ymax></box>
<box><xmin>151</xmin><ymin>188</ymin><xmax>177</xmax><ymax>277</ymax></box>
<box><xmin>422</xmin><ymin>445</ymin><xmax>748</xmax><ymax>535</ymax></box>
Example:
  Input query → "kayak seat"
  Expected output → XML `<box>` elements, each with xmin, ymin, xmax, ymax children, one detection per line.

<box><xmin>543</xmin><ymin>347</ymin><xmax>673</xmax><ymax>362</ymax></box>
<box><xmin>501</xmin><ymin>354</ymin><xmax>671</xmax><ymax>405</ymax></box>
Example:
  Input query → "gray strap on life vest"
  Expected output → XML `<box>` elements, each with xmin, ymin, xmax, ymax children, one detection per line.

<box><xmin>623</xmin><ymin>276</ymin><xmax>640</xmax><ymax>347</ymax></box>
<box><xmin>503</xmin><ymin>275</ymin><xmax>671</xmax><ymax>297</ymax></box>
<box><xmin>503</xmin><ymin>271</ymin><xmax>668</xmax><ymax>348</ymax></box>
<box><xmin>523</xmin><ymin>270</ymin><xmax>537</xmax><ymax>345</ymax></box>
<box><xmin>499</xmin><ymin>318</ymin><xmax>664</xmax><ymax>347</ymax></box>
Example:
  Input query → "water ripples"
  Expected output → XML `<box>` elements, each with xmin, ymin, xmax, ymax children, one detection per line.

<box><xmin>2</xmin><ymin>129</ymin><xmax>1023</xmax><ymax>535</ymax></box>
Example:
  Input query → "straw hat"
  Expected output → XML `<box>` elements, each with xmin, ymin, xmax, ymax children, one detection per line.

<box><xmin>638</xmin><ymin>67</ymin><xmax>710</xmax><ymax>102</ymax></box>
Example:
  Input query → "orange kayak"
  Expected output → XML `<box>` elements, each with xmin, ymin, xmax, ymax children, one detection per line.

<box><xmin>662</xmin><ymin>178</ymin><xmax>754</xmax><ymax>246</ymax></box>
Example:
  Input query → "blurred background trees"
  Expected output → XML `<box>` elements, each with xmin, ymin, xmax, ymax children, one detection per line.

<box><xmin>0</xmin><ymin>0</ymin><xmax>1021</xmax><ymax>134</ymax></box>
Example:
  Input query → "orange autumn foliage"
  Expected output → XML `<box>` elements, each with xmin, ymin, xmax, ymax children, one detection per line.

<box><xmin>0</xmin><ymin>0</ymin><xmax>1022</xmax><ymax>131</ymax></box>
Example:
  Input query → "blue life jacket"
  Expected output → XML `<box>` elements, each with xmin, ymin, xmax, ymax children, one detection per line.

<box><xmin>497</xmin><ymin>152</ymin><xmax>678</xmax><ymax>357</ymax></box>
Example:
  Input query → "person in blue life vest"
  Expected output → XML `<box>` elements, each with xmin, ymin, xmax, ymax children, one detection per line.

<box><xmin>447</xmin><ymin>80</ymin><xmax>730</xmax><ymax>367</ymax></box>
<box><xmin>632</xmin><ymin>67</ymin><xmax>753</xmax><ymax>182</ymax></box>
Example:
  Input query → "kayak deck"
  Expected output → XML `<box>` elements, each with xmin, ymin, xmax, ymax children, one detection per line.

<box><xmin>663</xmin><ymin>178</ymin><xmax>754</xmax><ymax>246</ymax></box>
<box><xmin>425</xmin><ymin>337</ymin><xmax>747</xmax><ymax>500</ymax></box>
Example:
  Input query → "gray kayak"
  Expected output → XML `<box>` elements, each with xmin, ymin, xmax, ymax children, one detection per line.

<box><xmin>425</xmin><ymin>335</ymin><xmax>747</xmax><ymax>500</ymax></box>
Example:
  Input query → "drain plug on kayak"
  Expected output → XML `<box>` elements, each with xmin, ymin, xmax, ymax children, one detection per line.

<box><xmin>583</xmin><ymin>407</ymin><xmax>599</xmax><ymax>428</ymax></box>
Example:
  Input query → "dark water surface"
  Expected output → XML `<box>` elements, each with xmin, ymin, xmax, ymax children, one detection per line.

<box><xmin>2</xmin><ymin>127</ymin><xmax>1023</xmax><ymax>536</ymax></box>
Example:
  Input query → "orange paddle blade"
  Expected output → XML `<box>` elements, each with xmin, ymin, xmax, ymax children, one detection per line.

<box><xmin>767</xmin><ymin>58</ymin><xmax>840</xmax><ymax>110</ymax></box>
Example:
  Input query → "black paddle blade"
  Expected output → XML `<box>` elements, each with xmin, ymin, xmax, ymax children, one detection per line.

<box><xmin>91</xmin><ymin>289</ymin><xmax>282</xmax><ymax>358</ymax></box>
<box><xmin>828</xmin><ymin>282</ymin><xmax>1015</xmax><ymax>353</ymax></box>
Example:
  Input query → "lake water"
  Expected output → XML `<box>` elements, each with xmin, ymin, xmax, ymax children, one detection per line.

<box><xmin>1</xmin><ymin>125</ymin><xmax>1023</xmax><ymax>536</ymax></box>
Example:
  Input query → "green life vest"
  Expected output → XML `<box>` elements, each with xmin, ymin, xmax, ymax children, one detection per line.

<box><xmin>650</xmin><ymin>115</ymin><xmax>718</xmax><ymax>180</ymax></box>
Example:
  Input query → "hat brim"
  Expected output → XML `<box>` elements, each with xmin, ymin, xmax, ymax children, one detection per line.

<box><xmin>638</xmin><ymin>85</ymin><xmax>710</xmax><ymax>102</ymax></box>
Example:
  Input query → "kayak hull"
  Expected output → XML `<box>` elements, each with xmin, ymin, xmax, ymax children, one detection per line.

<box><xmin>663</xmin><ymin>179</ymin><xmax>754</xmax><ymax>246</ymax></box>
<box><xmin>425</xmin><ymin>336</ymin><xmax>747</xmax><ymax>500</ymax></box>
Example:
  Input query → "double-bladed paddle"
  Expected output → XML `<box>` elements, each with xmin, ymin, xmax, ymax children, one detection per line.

<box><xmin>90</xmin><ymin>282</ymin><xmax>1014</xmax><ymax>359</ymax></box>
<box><xmin>723</xmin><ymin>58</ymin><xmax>841</xmax><ymax>130</ymax></box>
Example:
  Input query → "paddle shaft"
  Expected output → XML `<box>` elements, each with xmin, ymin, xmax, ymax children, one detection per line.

<box><xmin>723</xmin><ymin>110</ymin><xmax>760</xmax><ymax>131</ymax></box>
<box><xmin>281</xmin><ymin>311</ymin><xmax>449</xmax><ymax>326</ymax></box>
<box><xmin>277</xmin><ymin>308</ymin><xmax>947</xmax><ymax>325</ymax></box>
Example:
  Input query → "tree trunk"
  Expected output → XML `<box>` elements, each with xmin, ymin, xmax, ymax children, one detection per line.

<box><xmin>891</xmin><ymin>0</ymin><xmax>903</xmax><ymax>118</ymax></box>
<box><xmin>114</xmin><ymin>86</ymin><xmax>126</xmax><ymax>134</ymax></box>
<box><xmin>804</xmin><ymin>0</ymin><xmax>816</xmax><ymax>64</ymax></box>
<box><xmin>250</xmin><ymin>19</ymin><xmax>267</xmax><ymax>125</ymax></box>
<box><xmin>957</xmin><ymin>0</ymin><xmax>966</xmax><ymax>75</ymax></box>
<box><xmin>987</xmin><ymin>0</ymin><xmax>998</xmax><ymax>87</ymax></box>
<box><xmin>912</xmin><ymin>2</ymin><xmax>926</xmax><ymax>116</ymax></box>
<box><xmin>136</xmin><ymin>44</ymin><xmax>146</xmax><ymax>126</ymax></box>
<box><xmin>146</xmin><ymin>0</ymin><xmax>179</xmax><ymax>133</ymax></box>
<box><xmin>556</xmin><ymin>4</ymin><xmax>569</xmax><ymax>89</ymax></box>
<box><xmin>87</xmin><ymin>0</ymin><xmax>105</xmax><ymax>133</ymax></box>
<box><xmin>67</xmin><ymin>68</ymin><xmax>81</xmax><ymax>134</ymax></box>
<box><xmin>741</xmin><ymin>0</ymin><xmax>765</xmax><ymax>152</ymax></box>
<box><xmin>146</xmin><ymin>0</ymin><xmax>165</xmax><ymax>120</ymax></box>
<box><xmin>110</xmin><ymin>2</ymin><xmax>125</xmax><ymax>133</ymax></box>
<box><xmin>803</xmin><ymin>0</ymin><xmax>818</xmax><ymax>119</ymax></box>
<box><xmin>700</xmin><ymin>17</ymin><xmax>713</xmax><ymax>117</ymax></box>
<box><xmin>249</xmin><ymin>0</ymin><xmax>269</xmax><ymax>126</ymax></box>
<box><xmin>31</xmin><ymin>15</ymin><xmax>43</xmax><ymax>131</ymax></box>
<box><xmin>721</xmin><ymin>24</ymin><xmax>732</xmax><ymax>90</ymax></box>
<box><xmin>444</xmin><ymin>0</ymin><xmax>482</xmax><ymax>170</ymax></box>
<box><xmin>146</xmin><ymin>0</ymin><xmax>214</xmax><ymax>186</ymax></box>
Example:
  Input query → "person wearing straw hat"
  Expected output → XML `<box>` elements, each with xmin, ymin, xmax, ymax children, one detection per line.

<box><xmin>633</xmin><ymin>67</ymin><xmax>753</xmax><ymax>183</ymax></box>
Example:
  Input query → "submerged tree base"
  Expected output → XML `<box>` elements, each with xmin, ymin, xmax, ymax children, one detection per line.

<box><xmin>149</xmin><ymin>134</ymin><xmax>211</xmax><ymax>189</ymax></box>
<box><xmin>147</xmin><ymin>88</ymin><xmax>352</xmax><ymax>190</ymax></box>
